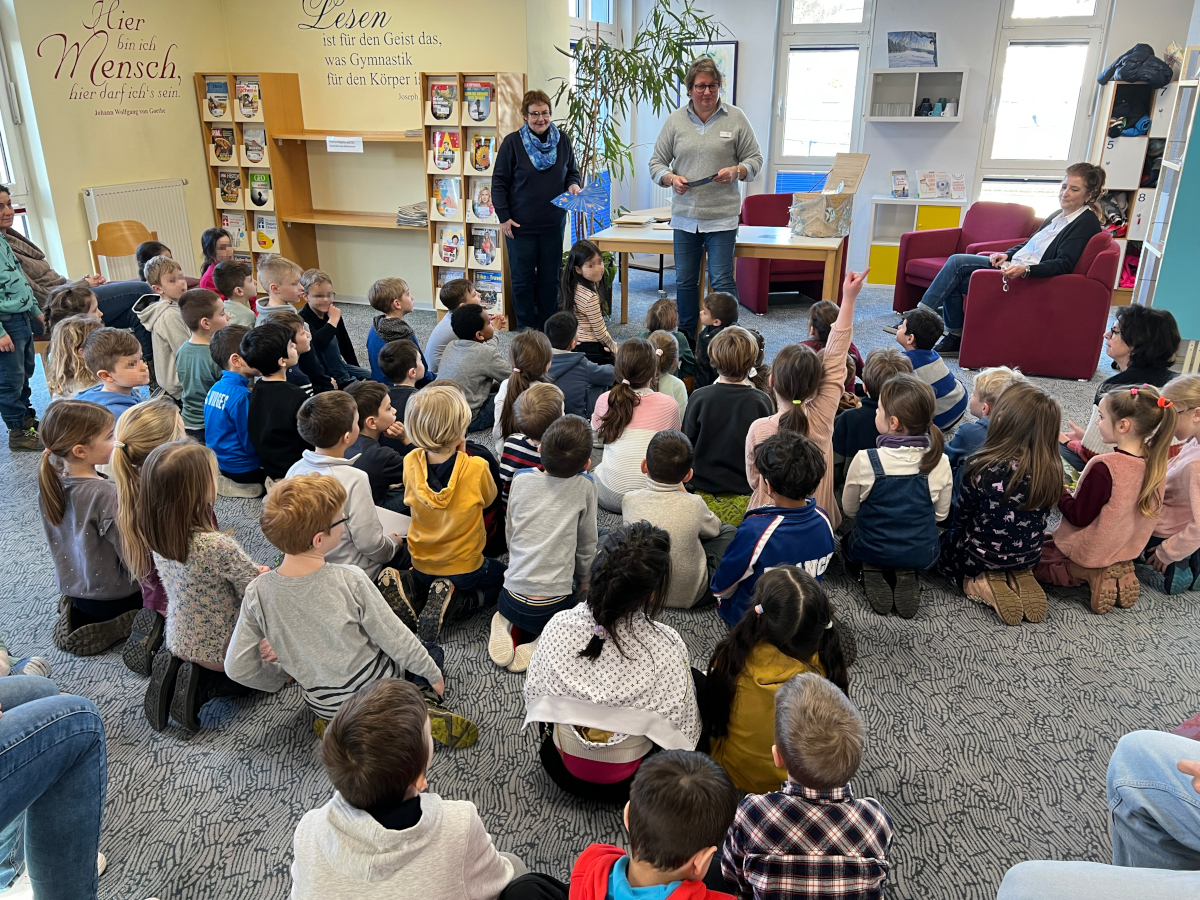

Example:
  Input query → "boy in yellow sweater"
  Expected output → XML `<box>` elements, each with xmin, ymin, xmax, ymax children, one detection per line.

<box><xmin>403</xmin><ymin>382</ymin><xmax>506</xmax><ymax>642</ymax></box>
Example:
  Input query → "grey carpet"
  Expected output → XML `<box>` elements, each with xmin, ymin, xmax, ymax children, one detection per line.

<box><xmin>4</xmin><ymin>274</ymin><xmax>1198</xmax><ymax>900</ymax></box>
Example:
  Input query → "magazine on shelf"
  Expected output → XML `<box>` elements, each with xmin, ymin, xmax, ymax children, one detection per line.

<box><xmin>255</xmin><ymin>213</ymin><xmax>277</xmax><ymax>251</ymax></box>
<box><xmin>890</xmin><ymin>170</ymin><xmax>909</xmax><ymax>198</ymax></box>
<box><xmin>396</xmin><ymin>201</ymin><xmax>427</xmax><ymax>227</ymax></box>
<box><xmin>472</xmin><ymin>226</ymin><xmax>499</xmax><ymax>265</ymax></box>
<box><xmin>935</xmin><ymin>171</ymin><xmax>951</xmax><ymax>199</ymax></box>
<box><xmin>210</xmin><ymin>126</ymin><xmax>234</xmax><ymax>162</ymax></box>
<box><xmin>475</xmin><ymin>272</ymin><xmax>502</xmax><ymax>312</ymax></box>
<box><xmin>232</xmin><ymin>251</ymin><xmax>252</xmax><ymax>267</ymax></box>
<box><xmin>432</xmin><ymin>131</ymin><xmax>460</xmax><ymax>170</ymax></box>
<box><xmin>221</xmin><ymin>212</ymin><xmax>247</xmax><ymax>249</ymax></box>
<box><xmin>471</xmin><ymin>179</ymin><xmax>494</xmax><ymax>219</ymax></box>
<box><xmin>470</xmin><ymin>133</ymin><xmax>496</xmax><ymax>171</ymax></box>
<box><xmin>464</xmin><ymin>81</ymin><xmax>491</xmax><ymax>121</ymax></box>
<box><xmin>205</xmin><ymin>78</ymin><xmax>228</xmax><ymax>118</ymax></box>
<box><xmin>432</xmin><ymin>177</ymin><xmax>461</xmax><ymax>217</ymax></box>
<box><xmin>430</xmin><ymin>82</ymin><xmax>457</xmax><ymax>120</ymax></box>
<box><xmin>243</xmin><ymin>127</ymin><xmax>266</xmax><ymax>164</ymax></box>
<box><xmin>217</xmin><ymin>169</ymin><xmax>241</xmax><ymax>203</ymax></box>
<box><xmin>437</xmin><ymin>225</ymin><xmax>465</xmax><ymax>264</ymax></box>
<box><xmin>436</xmin><ymin>268</ymin><xmax>466</xmax><ymax>289</ymax></box>
<box><xmin>249</xmin><ymin>172</ymin><xmax>272</xmax><ymax>207</ymax></box>
<box><xmin>915</xmin><ymin>170</ymin><xmax>938</xmax><ymax>199</ymax></box>
<box><xmin>236</xmin><ymin>77</ymin><xmax>260</xmax><ymax>117</ymax></box>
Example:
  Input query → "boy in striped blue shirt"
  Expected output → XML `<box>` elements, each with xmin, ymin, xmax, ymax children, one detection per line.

<box><xmin>895</xmin><ymin>307</ymin><xmax>967</xmax><ymax>431</ymax></box>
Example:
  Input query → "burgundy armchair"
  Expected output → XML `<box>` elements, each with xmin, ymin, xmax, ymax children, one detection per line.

<box><xmin>958</xmin><ymin>232</ymin><xmax>1120</xmax><ymax>380</ymax></box>
<box><xmin>734</xmin><ymin>193</ymin><xmax>846</xmax><ymax>314</ymax></box>
<box><xmin>893</xmin><ymin>201</ymin><xmax>1039</xmax><ymax>313</ymax></box>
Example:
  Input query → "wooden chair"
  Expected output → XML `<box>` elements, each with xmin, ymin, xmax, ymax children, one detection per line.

<box><xmin>88</xmin><ymin>220</ymin><xmax>156</xmax><ymax>274</ymax></box>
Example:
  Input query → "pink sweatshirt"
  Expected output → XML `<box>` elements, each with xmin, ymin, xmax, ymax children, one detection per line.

<box><xmin>745</xmin><ymin>323</ymin><xmax>851</xmax><ymax>530</ymax></box>
<box><xmin>1152</xmin><ymin>438</ymin><xmax>1200</xmax><ymax>563</ymax></box>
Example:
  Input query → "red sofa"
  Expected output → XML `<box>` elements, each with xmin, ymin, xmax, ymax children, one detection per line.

<box><xmin>734</xmin><ymin>192</ymin><xmax>846</xmax><ymax>314</ymax></box>
<box><xmin>958</xmin><ymin>231</ymin><xmax>1120</xmax><ymax>380</ymax></box>
<box><xmin>892</xmin><ymin>202</ymin><xmax>1039</xmax><ymax>313</ymax></box>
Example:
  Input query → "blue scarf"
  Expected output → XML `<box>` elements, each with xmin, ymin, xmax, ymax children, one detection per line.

<box><xmin>520</xmin><ymin>123</ymin><xmax>559</xmax><ymax>171</ymax></box>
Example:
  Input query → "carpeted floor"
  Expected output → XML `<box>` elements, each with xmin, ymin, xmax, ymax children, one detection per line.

<box><xmin>4</xmin><ymin>273</ymin><xmax>1198</xmax><ymax>900</ymax></box>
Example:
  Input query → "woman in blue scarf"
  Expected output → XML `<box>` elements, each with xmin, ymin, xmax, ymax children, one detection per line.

<box><xmin>492</xmin><ymin>90</ymin><xmax>582</xmax><ymax>331</ymax></box>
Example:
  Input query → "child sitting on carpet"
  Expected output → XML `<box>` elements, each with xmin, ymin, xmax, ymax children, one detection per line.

<box><xmin>802</xmin><ymin>299</ymin><xmax>864</xmax><ymax>394</ymax></box>
<box><xmin>705</xmin><ymin>566</ymin><xmax>850</xmax><ymax>795</ymax></box>
<box><xmin>719</xmin><ymin>673</ymin><xmax>892</xmax><ymax>900</ymax></box>
<box><xmin>39</xmin><ymin>400</ymin><xmax>142</xmax><ymax>657</ymax></box>
<box><xmin>491</xmin><ymin>329</ymin><xmax>553</xmax><ymax>458</ymax></box>
<box><xmin>560</xmin><ymin>239</ymin><xmax>617</xmax><ymax>366</ymax></box>
<box><xmin>746</xmin><ymin>327</ymin><xmax>773</xmax><ymax>405</ymax></box>
<box><xmin>694</xmin><ymin>292</ymin><xmax>737</xmax><ymax>390</ymax></box>
<box><xmin>591</xmin><ymin>338</ymin><xmax>681</xmax><ymax>513</ymax></box>
<box><xmin>1146</xmin><ymin>376</ymin><xmax>1200</xmax><ymax>594</ymax></box>
<box><xmin>939</xmin><ymin>383</ymin><xmax>1062</xmax><ymax>626</ymax></box>
<box><xmin>1036</xmin><ymin>385</ymin><xmax>1172</xmax><ymax>614</ymax></box>
<box><xmin>639</xmin><ymin>297</ymin><xmax>695</xmax><ymax>381</ymax></box>
<box><xmin>945</xmin><ymin>366</ymin><xmax>1025</xmax><ymax>482</ymax></box>
<box><xmin>842</xmin><ymin>374</ymin><xmax>952</xmax><ymax>619</ymax></box>
<box><xmin>833</xmin><ymin>348</ymin><xmax>913</xmax><ymax>490</ymax></box>
<box><xmin>522</xmin><ymin>523</ymin><xmax>701</xmax><ymax>805</ymax></box>
<box><xmin>498</xmin><ymin>382</ymin><xmax>563</xmax><ymax>507</ymax></box>
<box><xmin>291</xmin><ymin>679</ymin><xmax>523</xmax><ymax>900</ymax></box>
<box><xmin>46</xmin><ymin>314</ymin><xmax>102</xmax><ymax>401</ymax></box>
<box><xmin>647</xmin><ymin>330</ymin><xmax>687</xmax><ymax>418</ymax></box>
<box><xmin>894</xmin><ymin>307</ymin><xmax>968</xmax><ymax>432</ymax></box>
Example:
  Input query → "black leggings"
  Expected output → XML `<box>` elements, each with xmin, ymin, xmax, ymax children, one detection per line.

<box><xmin>500</xmin><ymin>874</ymin><xmax>569</xmax><ymax>900</ymax></box>
<box><xmin>71</xmin><ymin>590</ymin><xmax>143</xmax><ymax>626</ymax></box>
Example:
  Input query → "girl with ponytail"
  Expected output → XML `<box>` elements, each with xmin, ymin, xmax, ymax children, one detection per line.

<box><xmin>491</xmin><ymin>328</ymin><xmax>553</xmax><ymax>456</ymax></box>
<box><xmin>591</xmin><ymin>338</ymin><xmax>680</xmax><ymax>512</ymax></box>
<box><xmin>1036</xmin><ymin>384</ymin><xmax>1174</xmax><ymax>614</ymax></box>
<box><xmin>38</xmin><ymin>400</ymin><xmax>143</xmax><ymax>657</ymax></box>
<box><xmin>523</xmin><ymin>522</ymin><xmax>701</xmax><ymax>803</ymax></box>
<box><xmin>1146</xmin><ymin>375</ymin><xmax>1200</xmax><ymax>594</ymax></box>
<box><xmin>707</xmin><ymin>566</ymin><xmax>850</xmax><ymax>794</ymax></box>
<box><xmin>745</xmin><ymin>269</ymin><xmax>868</xmax><ymax>528</ymax></box>
<box><xmin>647</xmin><ymin>329</ymin><xmax>687</xmax><ymax>417</ymax></box>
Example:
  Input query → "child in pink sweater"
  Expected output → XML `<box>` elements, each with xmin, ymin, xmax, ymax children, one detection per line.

<box><xmin>1036</xmin><ymin>385</ymin><xmax>1173</xmax><ymax>614</ymax></box>
<box><xmin>1145</xmin><ymin>375</ymin><xmax>1200</xmax><ymax>594</ymax></box>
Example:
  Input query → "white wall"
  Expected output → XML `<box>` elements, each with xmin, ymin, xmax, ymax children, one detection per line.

<box><xmin>1188</xmin><ymin>0</ymin><xmax>1200</xmax><ymax>43</ymax></box>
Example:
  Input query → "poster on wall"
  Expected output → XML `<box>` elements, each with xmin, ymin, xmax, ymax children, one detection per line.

<box><xmin>678</xmin><ymin>41</ymin><xmax>738</xmax><ymax>105</ymax></box>
<box><xmin>888</xmin><ymin>32</ymin><xmax>938</xmax><ymax>68</ymax></box>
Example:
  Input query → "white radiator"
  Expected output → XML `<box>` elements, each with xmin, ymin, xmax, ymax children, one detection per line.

<box><xmin>651</xmin><ymin>183</ymin><xmax>672</xmax><ymax>208</ymax></box>
<box><xmin>82</xmin><ymin>178</ymin><xmax>196</xmax><ymax>281</ymax></box>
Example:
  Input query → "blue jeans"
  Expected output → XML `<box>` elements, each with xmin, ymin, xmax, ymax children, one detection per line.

<box><xmin>506</xmin><ymin>229</ymin><xmax>565</xmax><ymax>332</ymax></box>
<box><xmin>0</xmin><ymin>312</ymin><xmax>35</xmax><ymax>430</ymax></box>
<box><xmin>94</xmin><ymin>281</ymin><xmax>153</xmax><ymax>360</ymax></box>
<box><xmin>0</xmin><ymin>676</ymin><xmax>59</xmax><ymax>890</ymax></box>
<box><xmin>404</xmin><ymin>640</ymin><xmax>444</xmax><ymax>691</ymax></box>
<box><xmin>414</xmin><ymin>558</ymin><xmax>507</xmax><ymax>612</ymax></box>
<box><xmin>469</xmin><ymin>395</ymin><xmax>496</xmax><ymax>433</ymax></box>
<box><xmin>997</xmin><ymin>730</ymin><xmax>1200</xmax><ymax>900</ymax></box>
<box><xmin>673</xmin><ymin>228</ymin><xmax>738</xmax><ymax>336</ymax></box>
<box><xmin>319</xmin><ymin>340</ymin><xmax>370</xmax><ymax>385</ymax></box>
<box><xmin>0</xmin><ymin>682</ymin><xmax>105</xmax><ymax>900</ymax></box>
<box><xmin>918</xmin><ymin>253</ymin><xmax>993</xmax><ymax>332</ymax></box>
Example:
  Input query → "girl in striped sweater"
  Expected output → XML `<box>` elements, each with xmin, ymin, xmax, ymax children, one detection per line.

<box><xmin>591</xmin><ymin>338</ymin><xmax>681</xmax><ymax>512</ymax></box>
<box><xmin>560</xmin><ymin>239</ymin><xmax>616</xmax><ymax>365</ymax></box>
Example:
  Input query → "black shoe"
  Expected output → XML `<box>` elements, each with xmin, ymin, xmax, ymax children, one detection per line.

<box><xmin>933</xmin><ymin>333</ymin><xmax>961</xmax><ymax>357</ymax></box>
<box><xmin>122</xmin><ymin>608</ymin><xmax>165</xmax><ymax>676</ymax></box>
<box><xmin>418</xmin><ymin>578</ymin><xmax>455</xmax><ymax>642</ymax></box>
<box><xmin>893</xmin><ymin>570</ymin><xmax>922</xmax><ymax>618</ymax></box>
<box><xmin>145</xmin><ymin>649</ymin><xmax>181</xmax><ymax>731</ymax></box>
<box><xmin>862</xmin><ymin>564</ymin><xmax>894</xmax><ymax>615</ymax></box>
<box><xmin>170</xmin><ymin>662</ymin><xmax>203</xmax><ymax>733</ymax></box>
<box><xmin>21</xmin><ymin>412</ymin><xmax>37</xmax><ymax>431</ymax></box>
<box><xmin>378</xmin><ymin>567</ymin><xmax>420</xmax><ymax>632</ymax></box>
<box><xmin>833</xmin><ymin>619</ymin><xmax>858</xmax><ymax>667</ymax></box>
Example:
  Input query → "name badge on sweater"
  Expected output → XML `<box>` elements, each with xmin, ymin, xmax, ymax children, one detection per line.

<box><xmin>720</xmin><ymin>131</ymin><xmax>733</xmax><ymax>139</ymax></box>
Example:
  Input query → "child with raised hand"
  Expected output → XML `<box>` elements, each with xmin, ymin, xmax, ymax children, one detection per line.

<box><xmin>404</xmin><ymin>383</ymin><xmax>506</xmax><ymax>641</ymax></box>
<box><xmin>706</xmin><ymin>566</ymin><xmax>850</xmax><ymax>794</ymax></box>
<box><xmin>45</xmin><ymin>283</ymin><xmax>101</xmax><ymax>333</ymax></box>
<box><xmin>720</xmin><ymin>673</ymin><xmax>892</xmax><ymax>900</ymax></box>
<box><xmin>492</xmin><ymin>328</ymin><xmax>553</xmax><ymax>456</ymax></box>
<box><xmin>1146</xmin><ymin>375</ymin><xmax>1200</xmax><ymax>593</ymax></box>
<box><xmin>639</xmin><ymin>297</ymin><xmax>695</xmax><ymax>381</ymax></box>
<box><xmin>590</xmin><ymin>337</ymin><xmax>681</xmax><ymax>513</ymax></box>
<box><xmin>647</xmin><ymin>330</ymin><xmax>687</xmax><ymax>418</ymax></box>
<box><xmin>498</xmin><ymin>382</ymin><xmax>563</xmax><ymax>507</ymax></box>
<box><xmin>894</xmin><ymin>306</ymin><xmax>968</xmax><ymax>432</ymax></box>
<box><xmin>345</xmin><ymin>380</ymin><xmax>408</xmax><ymax>509</ymax></box>
<box><xmin>713</xmin><ymin>432</ymin><xmax>837</xmax><ymax>627</ymax></box>
<box><xmin>746</xmin><ymin>269</ymin><xmax>866</xmax><ymax>529</ymax></box>
<box><xmin>833</xmin><ymin>348</ymin><xmax>913</xmax><ymax>488</ymax></box>
<box><xmin>802</xmin><ymin>299</ymin><xmax>864</xmax><ymax>393</ymax></box>
<box><xmin>134</xmin><ymin>255</ymin><xmax>191</xmax><ymax>401</ymax></box>
<box><xmin>684</xmin><ymin>325</ymin><xmax>773</xmax><ymax>524</ymax></box>
<box><xmin>38</xmin><ymin>400</ymin><xmax>142</xmax><ymax>655</ymax></box>
<box><xmin>212</xmin><ymin>260</ymin><xmax>257</xmax><ymax>327</ymax></box>
<box><xmin>112</xmin><ymin>398</ymin><xmax>186</xmax><ymax>675</ymax></box>
<box><xmin>300</xmin><ymin>268</ymin><xmax>368</xmax><ymax>387</ymax></box>
<box><xmin>494</xmin><ymin>414</ymin><xmax>596</xmax><ymax>674</ymax></box>
<box><xmin>946</xmin><ymin>366</ymin><xmax>1025</xmax><ymax>479</ymax></box>
<box><xmin>544</xmin><ymin>309</ymin><xmax>614</xmax><ymax>418</ymax></box>
<box><xmin>523</xmin><ymin>522</ymin><xmax>701</xmax><ymax>803</ymax></box>
<box><xmin>1036</xmin><ymin>385</ymin><xmax>1174</xmax><ymax>614</ymax></box>
<box><xmin>46</xmin><ymin>314</ymin><xmax>102</xmax><ymax>401</ymax></box>
<box><xmin>204</xmin><ymin>325</ymin><xmax>265</xmax><ymax>498</ymax></box>
<box><xmin>940</xmin><ymin>383</ymin><xmax>1063</xmax><ymax>626</ymax></box>
<box><xmin>75</xmin><ymin>327</ymin><xmax>149</xmax><ymax>422</ymax></box>
<box><xmin>226</xmin><ymin>474</ymin><xmax>477</xmax><ymax>747</ymax></box>
<box><xmin>138</xmin><ymin>441</ymin><xmax>266</xmax><ymax>733</ymax></box>
<box><xmin>843</xmin><ymin>374</ymin><xmax>952</xmax><ymax>618</ymax></box>
<box><xmin>243</xmin><ymin>321</ymin><xmax>311</xmax><ymax>481</ymax></box>
<box><xmin>366</xmin><ymin>276</ymin><xmax>434</xmax><ymax>388</ymax></box>
<box><xmin>560</xmin><ymin>239</ymin><xmax>616</xmax><ymax>365</ymax></box>
<box><xmin>292</xmin><ymin>680</ymin><xmax>519</xmax><ymax>900</ymax></box>
<box><xmin>175</xmin><ymin>288</ymin><xmax>230</xmax><ymax>443</ymax></box>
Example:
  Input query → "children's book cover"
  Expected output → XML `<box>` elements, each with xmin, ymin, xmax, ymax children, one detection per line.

<box><xmin>255</xmin><ymin>214</ymin><xmax>277</xmax><ymax>250</ymax></box>
<box><xmin>218</xmin><ymin>169</ymin><xmax>241</xmax><ymax>204</ymax></box>
<box><xmin>236</xmin><ymin>77</ymin><xmax>260</xmax><ymax>117</ymax></box>
<box><xmin>433</xmin><ymin>177</ymin><xmax>460</xmax><ymax>216</ymax></box>
<box><xmin>431</xmin><ymin>82</ymin><xmax>457</xmax><ymax>120</ymax></box>
<box><xmin>472</xmin><ymin>226</ymin><xmax>499</xmax><ymax>265</ymax></box>
<box><xmin>438</xmin><ymin>225</ymin><xmax>465</xmax><ymax>263</ymax></box>
<box><xmin>437</xmin><ymin>268</ymin><xmax>466</xmax><ymax>289</ymax></box>
<box><xmin>464</xmin><ymin>81</ymin><xmax>491</xmax><ymax>121</ymax></box>
<box><xmin>890</xmin><ymin>170</ymin><xmax>909</xmax><ymax>198</ymax></box>
<box><xmin>205</xmin><ymin>78</ymin><xmax>228</xmax><ymax>117</ymax></box>
<box><xmin>210</xmin><ymin>126</ymin><xmax>234</xmax><ymax>162</ymax></box>
<box><xmin>475</xmin><ymin>272</ymin><xmax>502</xmax><ymax>311</ymax></box>
<box><xmin>249</xmin><ymin>172</ymin><xmax>272</xmax><ymax>207</ymax></box>
<box><xmin>243</xmin><ymin>127</ymin><xmax>266</xmax><ymax>164</ymax></box>
<box><xmin>471</xmin><ymin>179</ymin><xmax>494</xmax><ymax>219</ymax></box>
<box><xmin>432</xmin><ymin>131</ymin><xmax>460</xmax><ymax>170</ymax></box>
<box><xmin>471</xmin><ymin>133</ymin><xmax>496</xmax><ymax>171</ymax></box>
<box><xmin>221</xmin><ymin>211</ymin><xmax>248</xmax><ymax>249</ymax></box>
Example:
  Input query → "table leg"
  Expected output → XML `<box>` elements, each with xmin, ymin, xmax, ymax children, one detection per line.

<box><xmin>824</xmin><ymin>239</ymin><xmax>845</xmax><ymax>302</ymax></box>
<box><xmin>620</xmin><ymin>251</ymin><xmax>629</xmax><ymax>325</ymax></box>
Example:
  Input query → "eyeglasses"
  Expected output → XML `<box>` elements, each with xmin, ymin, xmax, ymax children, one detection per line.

<box><xmin>1107</xmin><ymin>326</ymin><xmax>1122</xmax><ymax>337</ymax></box>
<box><xmin>329</xmin><ymin>516</ymin><xmax>348</xmax><ymax>530</ymax></box>
<box><xmin>527</xmin><ymin>111</ymin><xmax>551</xmax><ymax>119</ymax></box>
<box><xmin>691</xmin><ymin>83</ymin><xmax>720</xmax><ymax>93</ymax></box>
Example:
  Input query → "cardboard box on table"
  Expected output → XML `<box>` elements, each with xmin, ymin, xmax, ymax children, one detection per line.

<box><xmin>790</xmin><ymin>153</ymin><xmax>871</xmax><ymax>238</ymax></box>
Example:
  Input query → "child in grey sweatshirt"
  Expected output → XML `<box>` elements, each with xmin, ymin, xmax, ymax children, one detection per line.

<box><xmin>437</xmin><ymin>304</ymin><xmax>511</xmax><ymax>431</ymax></box>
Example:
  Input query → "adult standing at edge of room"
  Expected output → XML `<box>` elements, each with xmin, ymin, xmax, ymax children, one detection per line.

<box><xmin>492</xmin><ymin>90</ymin><xmax>582</xmax><ymax>332</ymax></box>
<box><xmin>649</xmin><ymin>56</ymin><xmax>763</xmax><ymax>338</ymax></box>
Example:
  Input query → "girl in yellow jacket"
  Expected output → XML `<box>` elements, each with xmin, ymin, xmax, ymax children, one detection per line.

<box><xmin>705</xmin><ymin>566</ymin><xmax>852</xmax><ymax>794</ymax></box>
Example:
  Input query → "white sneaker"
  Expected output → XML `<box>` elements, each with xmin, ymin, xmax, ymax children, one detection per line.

<box><xmin>507</xmin><ymin>637</ymin><xmax>539</xmax><ymax>673</ymax></box>
<box><xmin>16</xmin><ymin>657</ymin><xmax>52</xmax><ymax>679</ymax></box>
<box><xmin>0</xmin><ymin>871</ymin><xmax>31</xmax><ymax>899</ymax></box>
<box><xmin>488</xmin><ymin>612</ymin><xmax>515</xmax><ymax>666</ymax></box>
<box><xmin>97</xmin><ymin>853</ymin><xmax>106</xmax><ymax>876</ymax></box>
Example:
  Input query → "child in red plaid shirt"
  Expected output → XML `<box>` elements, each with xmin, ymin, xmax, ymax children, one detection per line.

<box><xmin>719</xmin><ymin>672</ymin><xmax>892</xmax><ymax>900</ymax></box>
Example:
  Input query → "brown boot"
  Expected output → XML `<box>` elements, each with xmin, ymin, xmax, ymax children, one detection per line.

<box><xmin>964</xmin><ymin>574</ymin><xmax>1020</xmax><ymax>626</ymax></box>
<box><xmin>1068</xmin><ymin>561</ymin><xmax>1118</xmax><ymax>614</ymax></box>
<box><xmin>1113</xmin><ymin>559</ymin><xmax>1140</xmax><ymax>608</ymax></box>
<box><xmin>52</xmin><ymin>595</ymin><xmax>139</xmax><ymax>655</ymax></box>
<box><xmin>1007</xmin><ymin>568</ymin><xmax>1047</xmax><ymax>623</ymax></box>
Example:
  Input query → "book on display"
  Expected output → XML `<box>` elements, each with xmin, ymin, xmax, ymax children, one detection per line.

<box><xmin>432</xmin><ymin>177</ymin><xmax>461</xmax><ymax>217</ymax></box>
<box><xmin>470</xmin><ymin>133</ymin><xmax>496</xmax><ymax>171</ymax></box>
<box><xmin>218</xmin><ymin>169</ymin><xmax>241</xmax><ymax>204</ymax></box>
<box><xmin>475</xmin><ymin>271</ymin><xmax>502</xmax><ymax>312</ymax></box>
<box><xmin>221</xmin><ymin>212</ymin><xmax>248</xmax><ymax>249</ymax></box>
<box><xmin>205</xmin><ymin>78</ymin><xmax>228</xmax><ymax>118</ymax></box>
<box><xmin>210</xmin><ymin>126</ymin><xmax>234</xmax><ymax>162</ymax></box>
<box><xmin>472</xmin><ymin>226</ymin><xmax>499</xmax><ymax>265</ymax></box>
<box><xmin>431</xmin><ymin>82</ymin><xmax>457</xmax><ymax>120</ymax></box>
<box><xmin>243</xmin><ymin>127</ymin><xmax>266</xmax><ymax>164</ymax></box>
<box><xmin>255</xmin><ymin>213</ymin><xmax>277</xmax><ymax>250</ymax></box>
<box><xmin>437</xmin><ymin>225</ymin><xmax>465</xmax><ymax>264</ymax></box>
<box><xmin>432</xmin><ymin>131</ymin><xmax>460</xmax><ymax>170</ymax></box>
<box><xmin>248</xmin><ymin>172</ymin><xmax>272</xmax><ymax>207</ymax></box>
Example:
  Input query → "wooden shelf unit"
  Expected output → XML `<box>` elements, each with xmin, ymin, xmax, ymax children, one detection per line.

<box><xmin>272</xmin><ymin>130</ymin><xmax>423</xmax><ymax>143</ymax></box>
<box><xmin>421</xmin><ymin>71</ymin><xmax>524</xmax><ymax>324</ymax></box>
<box><xmin>281</xmin><ymin>210</ymin><xmax>427</xmax><ymax>230</ymax></box>
<box><xmin>865</xmin><ymin>195</ymin><xmax>966</xmax><ymax>285</ymax></box>
<box><xmin>866</xmin><ymin>68</ymin><xmax>968</xmax><ymax>122</ymax></box>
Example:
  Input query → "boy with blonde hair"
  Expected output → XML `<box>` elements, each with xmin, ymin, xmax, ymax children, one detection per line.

<box><xmin>404</xmin><ymin>383</ymin><xmax>504</xmax><ymax>642</ymax></box>
<box><xmin>224</xmin><ymin>474</ymin><xmax>477</xmax><ymax>746</ymax></box>
<box><xmin>175</xmin><ymin>288</ymin><xmax>230</xmax><ymax>443</ymax></box>
<box><xmin>300</xmin><ymin>267</ymin><xmax>368</xmax><ymax>387</ymax></box>
<box><xmin>367</xmin><ymin>276</ymin><xmax>434</xmax><ymax>388</ymax></box>
<box><xmin>254</xmin><ymin>254</ymin><xmax>304</xmax><ymax>325</ymax></box>
<box><xmin>720</xmin><ymin>672</ymin><xmax>892</xmax><ymax>899</ymax></box>
<box><xmin>134</xmin><ymin>255</ymin><xmax>190</xmax><ymax>400</ymax></box>
<box><xmin>946</xmin><ymin>365</ymin><xmax>1026</xmax><ymax>475</ymax></box>
<box><xmin>76</xmin><ymin>327</ymin><xmax>149</xmax><ymax>421</ymax></box>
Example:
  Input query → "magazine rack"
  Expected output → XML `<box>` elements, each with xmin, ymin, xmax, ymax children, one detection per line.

<box><xmin>421</xmin><ymin>72</ymin><xmax>524</xmax><ymax>326</ymax></box>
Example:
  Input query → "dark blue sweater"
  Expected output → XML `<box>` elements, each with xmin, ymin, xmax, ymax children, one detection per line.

<box><xmin>491</xmin><ymin>129</ymin><xmax>582</xmax><ymax>234</ymax></box>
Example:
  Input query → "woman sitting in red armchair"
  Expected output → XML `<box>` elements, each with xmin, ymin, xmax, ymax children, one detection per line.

<box><xmin>917</xmin><ymin>162</ymin><xmax>1105</xmax><ymax>356</ymax></box>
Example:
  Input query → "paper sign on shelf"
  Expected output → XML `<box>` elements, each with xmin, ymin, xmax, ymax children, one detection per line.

<box><xmin>326</xmin><ymin>136</ymin><xmax>364</xmax><ymax>153</ymax></box>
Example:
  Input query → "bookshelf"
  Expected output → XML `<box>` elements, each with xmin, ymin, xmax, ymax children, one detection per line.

<box><xmin>421</xmin><ymin>71</ymin><xmax>525</xmax><ymax>326</ymax></box>
<box><xmin>866</xmin><ymin>68</ymin><xmax>968</xmax><ymax>122</ymax></box>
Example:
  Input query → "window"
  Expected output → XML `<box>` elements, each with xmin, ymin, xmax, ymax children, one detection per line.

<box><xmin>1011</xmin><ymin>0</ymin><xmax>1095</xmax><ymax>17</ymax></box>
<box><xmin>979</xmin><ymin>178</ymin><xmax>1063</xmax><ymax>217</ymax></box>
<box><xmin>569</xmin><ymin>0</ymin><xmax>617</xmax><ymax>40</ymax></box>
<box><xmin>990</xmin><ymin>42</ymin><xmax>1090</xmax><ymax>161</ymax></box>
<box><xmin>791</xmin><ymin>0</ymin><xmax>864</xmax><ymax>25</ymax></box>
<box><xmin>781</xmin><ymin>48</ymin><xmax>860</xmax><ymax>157</ymax></box>
<box><xmin>0</xmin><ymin>24</ymin><xmax>35</xmax><ymax>246</ymax></box>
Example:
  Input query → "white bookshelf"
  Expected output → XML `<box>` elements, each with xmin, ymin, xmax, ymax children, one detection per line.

<box><xmin>866</xmin><ymin>68</ymin><xmax>968</xmax><ymax>123</ymax></box>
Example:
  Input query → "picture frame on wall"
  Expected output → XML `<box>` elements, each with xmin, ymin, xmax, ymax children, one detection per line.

<box><xmin>887</xmin><ymin>32</ymin><xmax>938</xmax><ymax>68</ymax></box>
<box><xmin>679</xmin><ymin>41</ymin><xmax>739</xmax><ymax>105</ymax></box>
